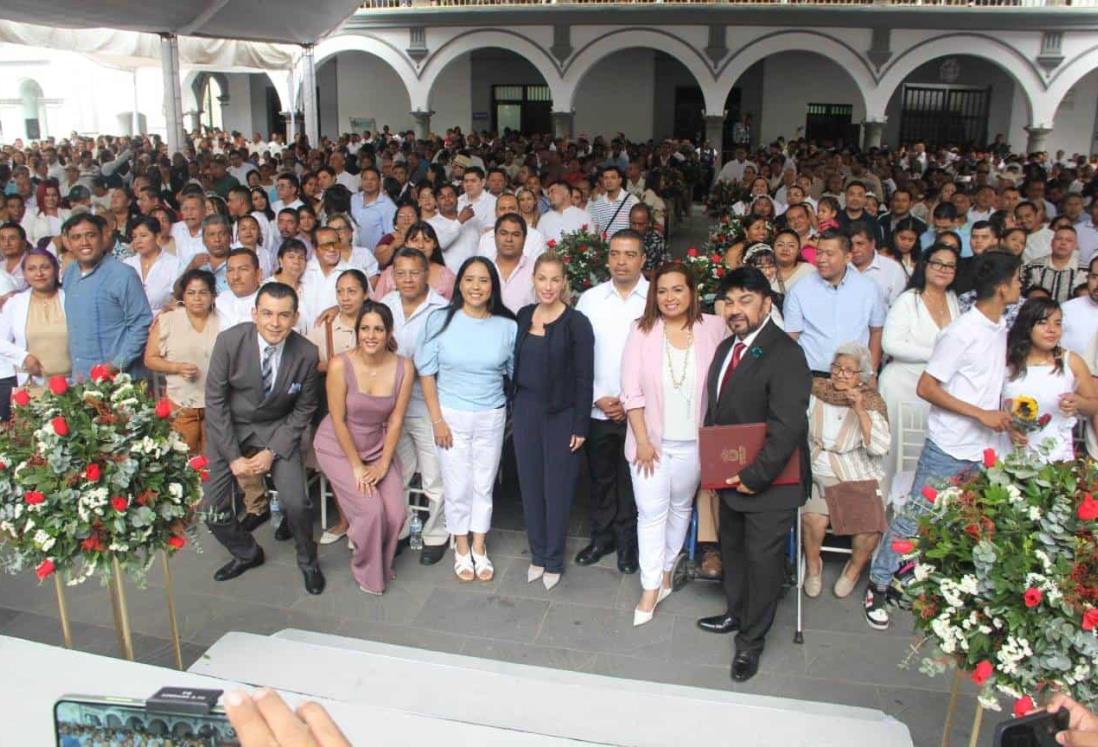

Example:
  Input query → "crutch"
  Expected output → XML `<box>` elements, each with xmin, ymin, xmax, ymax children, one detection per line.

<box><xmin>795</xmin><ymin>505</ymin><xmax>804</xmax><ymax>644</ymax></box>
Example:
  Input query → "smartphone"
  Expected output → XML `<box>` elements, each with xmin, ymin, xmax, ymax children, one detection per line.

<box><xmin>994</xmin><ymin>707</ymin><xmax>1070</xmax><ymax>747</ymax></box>
<box><xmin>55</xmin><ymin>694</ymin><xmax>239</xmax><ymax>746</ymax></box>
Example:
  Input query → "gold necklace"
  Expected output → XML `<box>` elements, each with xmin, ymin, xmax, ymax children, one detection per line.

<box><xmin>664</xmin><ymin>328</ymin><xmax>694</xmax><ymax>390</ymax></box>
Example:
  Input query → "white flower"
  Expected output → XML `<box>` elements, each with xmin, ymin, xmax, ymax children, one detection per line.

<box><xmin>914</xmin><ymin>563</ymin><xmax>935</xmax><ymax>582</ymax></box>
<box><xmin>978</xmin><ymin>693</ymin><xmax>1003</xmax><ymax>711</ymax></box>
<box><xmin>939</xmin><ymin>579</ymin><xmax>965</xmax><ymax>608</ymax></box>
<box><xmin>1005</xmin><ymin>484</ymin><xmax>1023</xmax><ymax>504</ymax></box>
<box><xmin>978</xmin><ymin>625</ymin><xmax>992</xmax><ymax>634</ymax></box>
<box><xmin>959</xmin><ymin>575</ymin><xmax>979</xmax><ymax>595</ymax></box>
<box><xmin>168</xmin><ymin>483</ymin><xmax>183</xmax><ymax>499</ymax></box>
<box><xmin>1034</xmin><ymin>549</ymin><xmax>1053</xmax><ymax>574</ymax></box>
<box><xmin>1028</xmin><ymin>505</ymin><xmax>1043</xmax><ymax>522</ymax></box>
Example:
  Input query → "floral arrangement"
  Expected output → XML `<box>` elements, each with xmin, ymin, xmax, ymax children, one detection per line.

<box><xmin>899</xmin><ymin>447</ymin><xmax>1098</xmax><ymax>713</ymax></box>
<box><xmin>681</xmin><ymin>249</ymin><xmax>728</xmax><ymax>307</ymax></box>
<box><xmin>547</xmin><ymin>226</ymin><xmax>611</xmax><ymax>296</ymax></box>
<box><xmin>0</xmin><ymin>366</ymin><xmax>206</xmax><ymax>586</ymax></box>
<box><xmin>1010</xmin><ymin>395</ymin><xmax>1052</xmax><ymax>434</ymax></box>
<box><xmin>704</xmin><ymin>214</ymin><xmax>744</xmax><ymax>259</ymax></box>
<box><xmin>706</xmin><ymin>181</ymin><xmax>740</xmax><ymax>217</ymax></box>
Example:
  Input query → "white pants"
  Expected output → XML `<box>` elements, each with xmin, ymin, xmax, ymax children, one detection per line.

<box><xmin>630</xmin><ymin>439</ymin><xmax>700</xmax><ymax>591</ymax></box>
<box><xmin>436</xmin><ymin>406</ymin><xmax>506</xmax><ymax>535</ymax></box>
<box><xmin>397</xmin><ymin>415</ymin><xmax>448</xmax><ymax>546</ymax></box>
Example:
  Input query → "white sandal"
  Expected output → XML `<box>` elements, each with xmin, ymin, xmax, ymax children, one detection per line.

<box><xmin>454</xmin><ymin>550</ymin><xmax>475</xmax><ymax>582</ymax></box>
<box><xmin>471</xmin><ymin>549</ymin><xmax>494</xmax><ymax>582</ymax></box>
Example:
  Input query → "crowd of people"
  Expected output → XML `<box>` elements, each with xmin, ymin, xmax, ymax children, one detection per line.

<box><xmin>3</xmin><ymin>123</ymin><xmax>1098</xmax><ymax>685</ymax></box>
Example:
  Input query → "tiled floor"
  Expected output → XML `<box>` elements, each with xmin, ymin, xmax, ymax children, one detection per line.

<box><xmin>0</xmin><ymin>214</ymin><xmax>1006</xmax><ymax>745</ymax></box>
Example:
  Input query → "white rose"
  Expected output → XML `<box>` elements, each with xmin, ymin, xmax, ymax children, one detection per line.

<box><xmin>169</xmin><ymin>483</ymin><xmax>183</xmax><ymax>499</ymax></box>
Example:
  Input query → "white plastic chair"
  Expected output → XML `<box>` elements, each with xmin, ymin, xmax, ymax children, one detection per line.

<box><xmin>890</xmin><ymin>400</ymin><xmax>929</xmax><ymax>510</ymax></box>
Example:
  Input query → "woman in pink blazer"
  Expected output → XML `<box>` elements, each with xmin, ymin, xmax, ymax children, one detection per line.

<box><xmin>621</xmin><ymin>263</ymin><xmax>728</xmax><ymax>626</ymax></box>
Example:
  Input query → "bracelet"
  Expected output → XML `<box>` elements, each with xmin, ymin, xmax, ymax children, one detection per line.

<box><xmin>432</xmin><ymin>417</ymin><xmax>444</xmax><ymax>425</ymax></box>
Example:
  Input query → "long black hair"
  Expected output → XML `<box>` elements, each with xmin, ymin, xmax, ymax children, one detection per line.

<box><xmin>1007</xmin><ymin>297</ymin><xmax>1064</xmax><ymax>380</ymax></box>
<box><xmin>906</xmin><ymin>243</ymin><xmax>960</xmax><ymax>293</ymax></box>
<box><xmin>404</xmin><ymin>221</ymin><xmax>446</xmax><ymax>266</ymax></box>
<box><xmin>428</xmin><ymin>256</ymin><xmax>515</xmax><ymax>340</ymax></box>
<box><xmin>354</xmin><ymin>299</ymin><xmax>399</xmax><ymax>353</ymax></box>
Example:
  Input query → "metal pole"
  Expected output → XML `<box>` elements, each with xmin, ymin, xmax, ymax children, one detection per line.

<box><xmin>161</xmin><ymin>550</ymin><xmax>184</xmax><ymax>670</ymax></box>
<box><xmin>109</xmin><ymin>555</ymin><xmax>135</xmax><ymax>661</ymax></box>
<box><xmin>53</xmin><ymin>573</ymin><xmax>72</xmax><ymax>649</ymax></box>
<box><xmin>159</xmin><ymin>34</ymin><xmax>184</xmax><ymax>154</ymax></box>
<box><xmin>940</xmin><ymin>667</ymin><xmax>963</xmax><ymax>747</ymax></box>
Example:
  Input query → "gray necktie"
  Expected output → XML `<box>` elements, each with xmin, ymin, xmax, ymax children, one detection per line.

<box><xmin>261</xmin><ymin>345</ymin><xmax>276</xmax><ymax>397</ymax></box>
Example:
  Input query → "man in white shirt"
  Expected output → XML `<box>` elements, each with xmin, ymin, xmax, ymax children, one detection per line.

<box><xmin>476</xmin><ymin>193</ymin><xmax>545</xmax><ymax>261</ymax></box>
<box><xmin>456</xmin><ymin>167</ymin><xmax>497</xmax><ymax>233</ymax></box>
<box><xmin>490</xmin><ymin>214</ymin><xmax>536</xmax><ymax>315</ymax></box>
<box><xmin>215</xmin><ymin>248</ymin><xmax>261</xmax><ymax>328</ymax></box>
<box><xmin>434</xmin><ymin>183</ymin><xmax>478</xmax><ymax>273</ymax></box>
<box><xmin>329</xmin><ymin>152</ymin><xmax>359</xmax><ymax>194</ymax></box>
<box><xmin>228</xmin><ymin>150</ymin><xmax>256</xmax><ymax>185</ymax></box>
<box><xmin>1062</xmin><ymin>256</ymin><xmax>1098</xmax><ymax>355</ymax></box>
<box><xmin>713</xmin><ymin>147</ymin><xmax>749</xmax><ymax>186</ymax></box>
<box><xmin>574</xmin><ymin>229</ymin><xmax>649</xmax><ymax>575</ymax></box>
<box><xmin>170</xmin><ymin>192</ymin><xmax>207</xmax><ymax>265</ymax></box>
<box><xmin>539</xmin><ymin>181</ymin><xmax>593</xmax><ymax>245</ymax></box>
<box><xmin>588</xmin><ymin>166</ymin><xmax>638</xmax><ymax>238</ymax></box>
<box><xmin>299</xmin><ymin>227</ymin><xmax>352</xmax><ymax>330</ymax></box>
<box><xmin>849</xmin><ymin>220</ymin><xmax>906</xmax><ymax>306</ymax></box>
<box><xmin>271</xmin><ymin>173</ymin><xmax>305</xmax><ymax>214</ymax></box>
<box><xmin>1017</xmin><ymin>200</ymin><xmax>1054</xmax><ymax>262</ymax></box>
<box><xmin>1075</xmin><ymin>199</ymin><xmax>1098</xmax><ymax>267</ymax></box>
<box><xmin>866</xmin><ymin>251</ymin><xmax>1022</xmax><ymax>631</ymax></box>
<box><xmin>382</xmin><ymin>247</ymin><xmax>451</xmax><ymax>565</ymax></box>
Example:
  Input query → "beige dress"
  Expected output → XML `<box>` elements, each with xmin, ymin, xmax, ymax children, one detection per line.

<box><xmin>158</xmin><ymin>308</ymin><xmax>220</xmax><ymax>408</ymax></box>
<box><xmin>25</xmin><ymin>294</ymin><xmax>70</xmax><ymax>378</ymax></box>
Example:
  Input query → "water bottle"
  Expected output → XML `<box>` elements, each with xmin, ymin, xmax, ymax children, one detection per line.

<box><xmin>269</xmin><ymin>490</ymin><xmax>282</xmax><ymax>527</ymax></box>
<box><xmin>409</xmin><ymin>512</ymin><xmax>424</xmax><ymax>551</ymax></box>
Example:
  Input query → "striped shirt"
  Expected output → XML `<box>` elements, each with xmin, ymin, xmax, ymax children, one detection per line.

<box><xmin>1023</xmin><ymin>253</ymin><xmax>1086</xmax><ymax>303</ymax></box>
<box><xmin>588</xmin><ymin>190</ymin><xmax>638</xmax><ymax>237</ymax></box>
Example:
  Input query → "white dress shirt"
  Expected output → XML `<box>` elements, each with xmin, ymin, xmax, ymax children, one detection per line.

<box><xmin>427</xmin><ymin>214</ymin><xmax>462</xmax><ymax>253</ymax></box>
<box><xmin>124</xmin><ymin>251</ymin><xmax>185</xmax><ymax>311</ymax></box>
<box><xmin>575</xmin><ymin>276</ymin><xmax>650</xmax><ymax>420</ymax></box>
<box><xmin>456</xmin><ymin>191</ymin><xmax>497</xmax><ymax>236</ymax></box>
<box><xmin>858</xmin><ymin>253</ymin><xmax>908</xmax><ymax>307</ymax></box>
<box><xmin>537</xmin><ymin>206</ymin><xmax>594</xmax><ymax>245</ymax></box>
<box><xmin>257</xmin><ymin>333</ymin><xmax>285</xmax><ymax>391</ymax></box>
<box><xmin>271</xmin><ymin>198</ymin><xmax>305</xmax><ymax>214</ymax></box>
<box><xmin>381</xmin><ymin>288</ymin><xmax>449</xmax><ymax>418</ymax></box>
<box><xmin>299</xmin><ymin>257</ymin><xmax>354</xmax><ymax>332</ymax></box>
<box><xmin>216</xmin><ymin>289</ymin><xmax>259</xmax><ymax>329</ymax></box>
<box><xmin>715</xmin><ymin>317</ymin><xmax>770</xmax><ymax>397</ymax></box>
<box><xmin>1024</xmin><ymin>225</ymin><xmax>1055</xmax><ymax>263</ymax></box>
<box><xmin>335</xmin><ymin>171</ymin><xmax>359</xmax><ymax>193</ymax></box>
<box><xmin>1061</xmin><ymin>295</ymin><xmax>1098</xmax><ymax>355</ymax></box>
<box><xmin>475</xmin><ymin>226</ymin><xmax>546</xmax><ymax>261</ymax></box>
<box><xmin>170</xmin><ymin>222</ymin><xmax>206</xmax><ymax>265</ymax></box>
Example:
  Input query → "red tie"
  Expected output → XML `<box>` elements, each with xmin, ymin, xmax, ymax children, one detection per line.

<box><xmin>719</xmin><ymin>342</ymin><xmax>745</xmax><ymax>398</ymax></box>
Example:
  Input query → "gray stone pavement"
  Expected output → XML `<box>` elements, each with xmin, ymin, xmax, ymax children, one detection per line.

<box><xmin>0</xmin><ymin>212</ymin><xmax>1007</xmax><ymax>746</ymax></box>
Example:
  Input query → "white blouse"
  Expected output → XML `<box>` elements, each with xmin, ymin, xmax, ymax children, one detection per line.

<box><xmin>124</xmin><ymin>251</ymin><xmax>185</xmax><ymax>311</ymax></box>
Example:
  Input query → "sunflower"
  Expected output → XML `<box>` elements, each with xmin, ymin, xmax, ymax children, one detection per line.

<box><xmin>1010</xmin><ymin>395</ymin><xmax>1039</xmax><ymax>422</ymax></box>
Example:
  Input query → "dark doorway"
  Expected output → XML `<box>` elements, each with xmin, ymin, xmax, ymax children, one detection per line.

<box><xmin>721</xmin><ymin>88</ymin><xmax>743</xmax><ymax>159</ymax></box>
<box><xmin>805</xmin><ymin>103</ymin><xmax>857</xmax><ymax>147</ymax></box>
<box><xmin>266</xmin><ymin>85</ymin><xmax>285</xmax><ymax>138</ymax></box>
<box><xmin>899</xmin><ymin>85</ymin><xmax>991</xmax><ymax>148</ymax></box>
<box><xmin>673</xmin><ymin>86</ymin><xmax>705</xmax><ymax>143</ymax></box>
<box><xmin>491</xmin><ymin>84</ymin><xmax>551</xmax><ymax>135</ymax></box>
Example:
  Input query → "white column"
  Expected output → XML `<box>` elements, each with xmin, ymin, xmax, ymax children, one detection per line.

<box><xmin>131</xmin><ymin>69</ymin><xmax>140</xmax><ymax>136</ymax></box>
<box><xmin>411</xmin><ymin>110</ymin><xmax>432</xmax><ymax>140</ymax></box>
<box><xmin>285</xmin><ymin>68</ymin><xmax>297</xmax><ymax>144</ymax></box>
<box><xmin>301</xmin><ymin>45</ymin><xmax>318</xmax><ymax>146</ymax></box>
<box><xmin>159</xmin><ymin>34</ymin><xmax>184</xmax><ymax>153</ymax></box>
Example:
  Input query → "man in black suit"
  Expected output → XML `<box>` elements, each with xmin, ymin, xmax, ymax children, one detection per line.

<box><xmin>696</xmin><ymin>267</ymin><xmax>811</xmax><ymax>682</ymax></box>
<box><xmin>203</xmin><ymin>283</ymin><xmax>325</xmax><ymax>594</ymax></box>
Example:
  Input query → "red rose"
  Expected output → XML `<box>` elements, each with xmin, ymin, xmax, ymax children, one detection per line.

<box><xmin>188</xmin><ymin>455</ymin><xmax>208</xmax><ymax>471</ymax></box>
<box><xmin>890</xmin><ymin>539</ymin><xmax>915</xmax><ymax>554</ymax></box>
<box><xmin>546</xmin><ymin>239</ymin><xmax>557</xmax><ymax>249</ymax></box>
<box><xmin>47</xmin><ymin>375</ymin><xmax>68</xmax><ymax>396</ymax></box>
<box><xmin>687</xmin><ymin>247</ymin><xmax>699</xmax><ymax>257</ymax></box>
<box><xmin>1023</xmin><ymin>587</ymin><xmax>1043</xmax><ymax>608</ymax></box>
<box><xmin>982</xmin><ymin>448</ymin><xmax>997</xmax><ymax>468</ymax></box>
<box><xmin>199</xmin><ymin>469</ymin><xmax>210</xmax><ymax>483</ymax></box>
<box><xmin>51</xmin><ymin>416</ymin><xmax>69</xmax><ymax>436</ymax></box>
<box><xmin>1078</xmin><ymin>496</ymin><xmax>1098</xmax><ymax>521</ymax></box>
<box><xmin>1037</xmin><ymin>413</ymin><xmax>1052</xmax><ymax>428</ymax></box>
<box><xmin>83</xmin><ymin>464</ymin><xmax>101</xmax><ymax>483</ymax></box>
<box><xmin>24</xmin><ymin>490</ymin><xmax>44</xmax><ymax>505</ymax></box>
<box><xmin>155</xmin><ymin>398</ymin><xmax>172</xmax><ymax>419</ymax></box>
<box><xmin>971</xmin><ymin>660</ymin><xmax>993</xmax><ymax>685</ymax></box>
<box><xmin>11</xmin><ymin>389</ymin><xmax>30</xmax><ymax>407</ymax></box>
<box><xmin>1013</xmin><ymin>696</ymin><xmax>1035</xmax><ymax>719</ymax></box>
<box><xmin>89</xmin><ymin>363</ymin><xmax>116</xmax><ymax>383</ymax></box>
<box><xmin>35</xmin><ymin>558</ymin><xmax>55</xmax><ymax>580</ymax></box>
<box><xmin>167</xmin><ymin>535</ymin><xmax>186</xmax><ymax>550</ymax></box>
<box><xmin>1083</xmin><ymin>609</ymin><xmax>1098</xmax><ymax>631</ymax></box>
<box><xmin>111</xmin><ymin>496</ymin><xmax>128</xmax><ymax>512</ymax></box>
<box><xmin>921</xmin><ymin>485</ymin><xmax>938</xmax><ymax>504</ymax></box>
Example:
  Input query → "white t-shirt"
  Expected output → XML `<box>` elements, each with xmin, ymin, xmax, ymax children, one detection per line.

<box><xmin>858</xmin><ymin>253</ymin><xmax>908</xmax><ymax>308</ymax></box>
<box><xmin>575</xmin><ymin>277</ymin><xmax>650</xmax><ymax>420</ymax></box>
<box><xmin>476</xmin><ymin>226</ymin><xmax>546</xmax><ymax>261</ymax></box>
<box><xmin>170</xmin><ymin>222</ymin><xmax>206</xmax><ymax>265</ymax></box>
<box><xmin>215</xmin><ymin>289</ymin><xmax>259</xmax><ymax>329</ymax></box>
<box><xmin>538</xmin><ymin>206</ymin><xmax>594</xmax><ymax>245</ymax></box>
<box><xmin>923</xmin><ymin>307</ymin><xmax>1008</xmax><ymax>462</ymax></box>
<box><xmin>1061</xmin><ymin>296</ymin><xmax>1098</xmax><ymax>355</ymax></box>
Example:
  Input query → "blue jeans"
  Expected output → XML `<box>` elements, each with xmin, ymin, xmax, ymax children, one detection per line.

<box><xmin>868</xmin><ymin>439</ymin><xmax>978</xmax><ymax>589</ymax></box>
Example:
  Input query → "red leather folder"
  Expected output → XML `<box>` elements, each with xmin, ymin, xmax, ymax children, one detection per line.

<box><xmin>699</xmin><ymin>423</ymin><xmax>801</xmax><ymax>490</ymax></box>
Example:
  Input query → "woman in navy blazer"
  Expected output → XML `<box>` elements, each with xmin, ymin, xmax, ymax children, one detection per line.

<box><xmin>511</xmin><ymin>253</ymin><xmax>594</xmax><ymax>591</ymax></box>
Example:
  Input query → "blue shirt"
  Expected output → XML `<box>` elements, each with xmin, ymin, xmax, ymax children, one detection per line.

<box><xmin>62</xmin><ymin>254</ymin><xmax>153</xmax><ymax>378</ymax></box>
<box><xmin>783</xmin><ymin>267</ymin><xmax>886</xmax><ymax>372</ymax></box>
<box><xmin>350</xmin><ymin>192</ymin><xmax>397</xmax><ymax>251</ymax></box>
<box><xmin>201</xmin><ymin>259</ymin><xmax>230</xmax><ymax>295</ymax></box>
<box><xmin>415</xmin><ymin>309</ymin><xmax>516</xmax><ymax>411</ymax></box>
<box><xmin>921</xmin><ymin>225</ymin><xmax>972</xmax><ymax>258</ymax></box>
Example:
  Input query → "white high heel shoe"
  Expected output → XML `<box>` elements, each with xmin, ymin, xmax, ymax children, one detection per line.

<box><xmin>633</xmin><ymin>585</ymin><xmax>673</xmax><ymax>627</ymax></box>
<box><xmin>542</xmin><ymin>572</ymin><xmax>561</xmax><ymax>591</ymax></box>
<box><xmin>527</xmin><ymin>565</ymin><xmax>545</xmax><ymax>583</ymax></box>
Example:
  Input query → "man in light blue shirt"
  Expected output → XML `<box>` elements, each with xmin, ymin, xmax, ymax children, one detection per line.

<box><xmin>920</xmin><ymin>202</ymin><xmax>971</xmax><ymax>257</ymax></box>
<box><xmin>61</xmin><ymin>213</ymin><xmax>152</xmax><ymax>379</ymax></box>
<box><xmin>349</xmin><ymin>166</ymin><xmax>396</xmax><ymax>251</ymax></box>
<box><xmin>783</xmin><ymin>229</ymin><xmax>886</xmax><ymax>373</ymax></box>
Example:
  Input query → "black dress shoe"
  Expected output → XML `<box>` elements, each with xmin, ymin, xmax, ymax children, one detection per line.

<box><xmin>616</xmin><ymin>545</ymin><xmax>638</xmax><ymax>575</ymax></box>
<box><xmin>274</xmin><ymin>517</ymin><xmax>292</xmax><ymax>541</ymax></box>
<box><xmin>574</xmin><ymin>540</ymin><xmax>615</xmax><ymax>566</ymax></box>
<box><xmin>697</xmin><ymin>613</ymin><xmax>740</xmax><ymax>634</ymax></box>
<box><xmin>213</xmin><ymin>549</ymin><xmax>265</xmax><ymax>582</ymax></box>
<box><xmin>731</xmin><ymin>649</ymin><xmax>761</xmax><ymax>682</ymax></box>
<box><xmin>395</xmin><ymin>537</ymin><xmax>410</xmax><ymax>557</ymax></box>
<box><xmin>303</xmin><ymin>566</ymin><xmax>326</xmax><ymax>595</ymax></box>
<box><xmin>238</xmin><ymin>509</ymin><xmax>270</xmax><ymax>532</ymax></box>
<box><xmin>420</xmin><ymin>543</ymin><xmax>447</xmax><ymax>566</ymax></box>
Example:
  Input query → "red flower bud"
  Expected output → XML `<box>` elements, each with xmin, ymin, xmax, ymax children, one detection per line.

<box><xmin>188</xmin><ymin>455</ymin><xmax>208</xmax><ymax>471</ymax></box>
<box><xmin>47</xmin><ymin>375</ymin><xmax>68</xmax><ymax>396</ymax></box>
<box><xmin>89</xmin><ymin>364</ymin><xmax>114</xmax><ymax>383</ymax></box>
<box><xmin>1083</xmin><ymin>609</ymin><xmax>1098</xmax><ymax>631</ymax></box>
<box><xmin>111</xmin><ymin>496</ymin><xmax>128</xmax><ymax>512</ymax></box>
<box><xmin>982</xmin><ymin>448</ymin><xmax>997</xmax><ymax>468</ymax></box>
<box><xmin>81</xmin><ymin>534</ymin><xmax>103</xmax><ymax>552</ymax></box>
<box><xmin>1023</xmin><ymin>587</ymin><xmax>1043</xmax><ymax>608</ymax></box>
<box><xmin>35</xmin><ymin>558</ymin><xmax>55</xmax><ymax>580</ymax></box>
<box><xmin>971</xmin><ymin>660</ymin><xmax>993</xmax><ymax>685</ymax></box>
<box><xmin>890</xmin><ymin>539</ymin><xmax>915</xmax><ymax>555</ymax></box>
<box><xmin>167</xmin><ymin>535</ymin><xmax>186</xmax><ymax>550</ymax></box>
<box><xmin>546</xmin><ymin>239</ymin><xmax>557</xmax><ymax>249</ymax></box>
<box><xmin>51</xmin><ymin>416</ymin><xmax>69</xmax><ymax>437</ymax></box>
<box><xmin>11</xmin><ymin>389</ymin><xmax>30</xmax><ymax>407</ymax></box>
<box><xmin>199</xmin><ymin>469</ymin><xmax>210</xmax><ymax>483</ymax></box>
<box><xmin>921</xmin><ymin>485</ymin><xmax>938</xmax><ymax>504</ymax></box>
<box><xmin>24</xmin><ymin>490</ymin><xmax>45</xmax><ymax>505</ymax></box>
<box><xmin>155</xmin><ymin>398</ymin><xmax>172</xmax><ymax>419</ymax></box>
<box><xmin>1078</xmin><ymin>496</ymin><xmax>1098</xmax><ymax>522</ymax></box>
<box><xmin>1013</xmin><ymin>696</ymin><xmax>1035</xmax><ymax>719</ymax></box>
<box><xmin>83</xmin><ymin>463</ymin><xmax>101</xmax><ymax>483</ymax></box>
<box><xmin>687</xmin><ymin>247</ymin><xmax>699</xmax><ymax>257</ymax></box>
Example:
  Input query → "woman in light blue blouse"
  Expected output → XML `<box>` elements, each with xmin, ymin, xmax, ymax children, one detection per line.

<box><xmin>417</xmin><ymin>257</ymin><xmax>517</xmax><ymax>583</ymax></box>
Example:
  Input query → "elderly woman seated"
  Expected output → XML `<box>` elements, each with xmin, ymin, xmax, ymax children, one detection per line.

<box><xmin>803</xmin><ymin>342</ymin><xmax>891</xmax><ymax>599</ymax></box>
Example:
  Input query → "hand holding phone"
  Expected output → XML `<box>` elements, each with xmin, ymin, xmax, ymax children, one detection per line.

<box><xmin>995</xmin><ymin>706</ymin><xmax>1071</xmax><ymax>747</ymax></box>
<box><xmin>224</xmin><ymin>688</ymin><xmax>351</xmax><ymax>746</ymax></box>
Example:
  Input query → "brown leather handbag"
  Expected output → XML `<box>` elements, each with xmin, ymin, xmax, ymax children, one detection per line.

<box><xmin>823</xmin><ymin>480</ymin><xmax>887</xmax><ymax>535</ymax></box>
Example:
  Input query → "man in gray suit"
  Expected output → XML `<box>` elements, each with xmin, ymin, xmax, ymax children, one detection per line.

<box><xmin>203</xmin><ymin>282</ymin><xmax>325</xmax><ymax>594</ymax></box>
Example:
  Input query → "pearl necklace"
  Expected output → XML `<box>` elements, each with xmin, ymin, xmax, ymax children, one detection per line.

<box><xmin>664</xmin><ymin>329</ymin><xmax>694</xmax><ymax>396</ymax></box>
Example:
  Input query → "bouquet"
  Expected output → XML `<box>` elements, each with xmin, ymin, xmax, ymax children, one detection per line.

<box><xmin>899</xmin><ymin>447</ymin><xmax>1098</xmax><ymax>713</ymax></box>
<box><xmin>1010</xmin><ymin>395</ymin><xmax>1052</xmax><ymax>434</ymax></box>
<box><xmin>549</xmin><ymin>226</ymin><xmax>610</xmax><ymax>296</ymax></box>
<box><xmin>681</xmin><ymin>249</ymin><xmax>728</xmax><ymax>308</ymax></box>
<box><xmin>706</xmin><ymin>181</ymin><xmax>740</xmax><ymax>217</ymax></box>
<box><xmin>704</xmin><ymin>214</ymin><xmax>744</xmax><ymax>259</ymax></box>
<box><xmin>0</xmin><ymin>366</ymin><xmax>206</xmax><ymax>585</ymax></box>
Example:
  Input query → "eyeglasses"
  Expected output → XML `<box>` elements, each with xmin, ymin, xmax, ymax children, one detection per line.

<box><xmin>830</xmin><ymin>364</ymin><xmax>859</xmax><ymax>378</ymax></box>
<box><xmin>928</xmin><ymin>260</ymin><xmax>957</xmax><ymax>272</ymax></box>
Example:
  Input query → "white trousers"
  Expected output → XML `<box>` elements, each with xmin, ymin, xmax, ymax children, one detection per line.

<box><xmin>630</xmin><ymin>439</ymin><xmax>700</xmax><ymax>591</ymax></box>
<box><xmin>436</xmin><ymin>406</ymin><xmax>506</xmax><ymax>535</ymax></box>
<box><xmin>396</xmin><ymin>415</ymin><xmax>448</xmax><ymax>546</ymax></box>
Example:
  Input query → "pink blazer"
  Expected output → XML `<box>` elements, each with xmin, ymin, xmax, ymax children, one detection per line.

<box><xmin>621</xmin><ymin>313</ymin><xmax>728</xmax><ymax>461</ymax></box>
